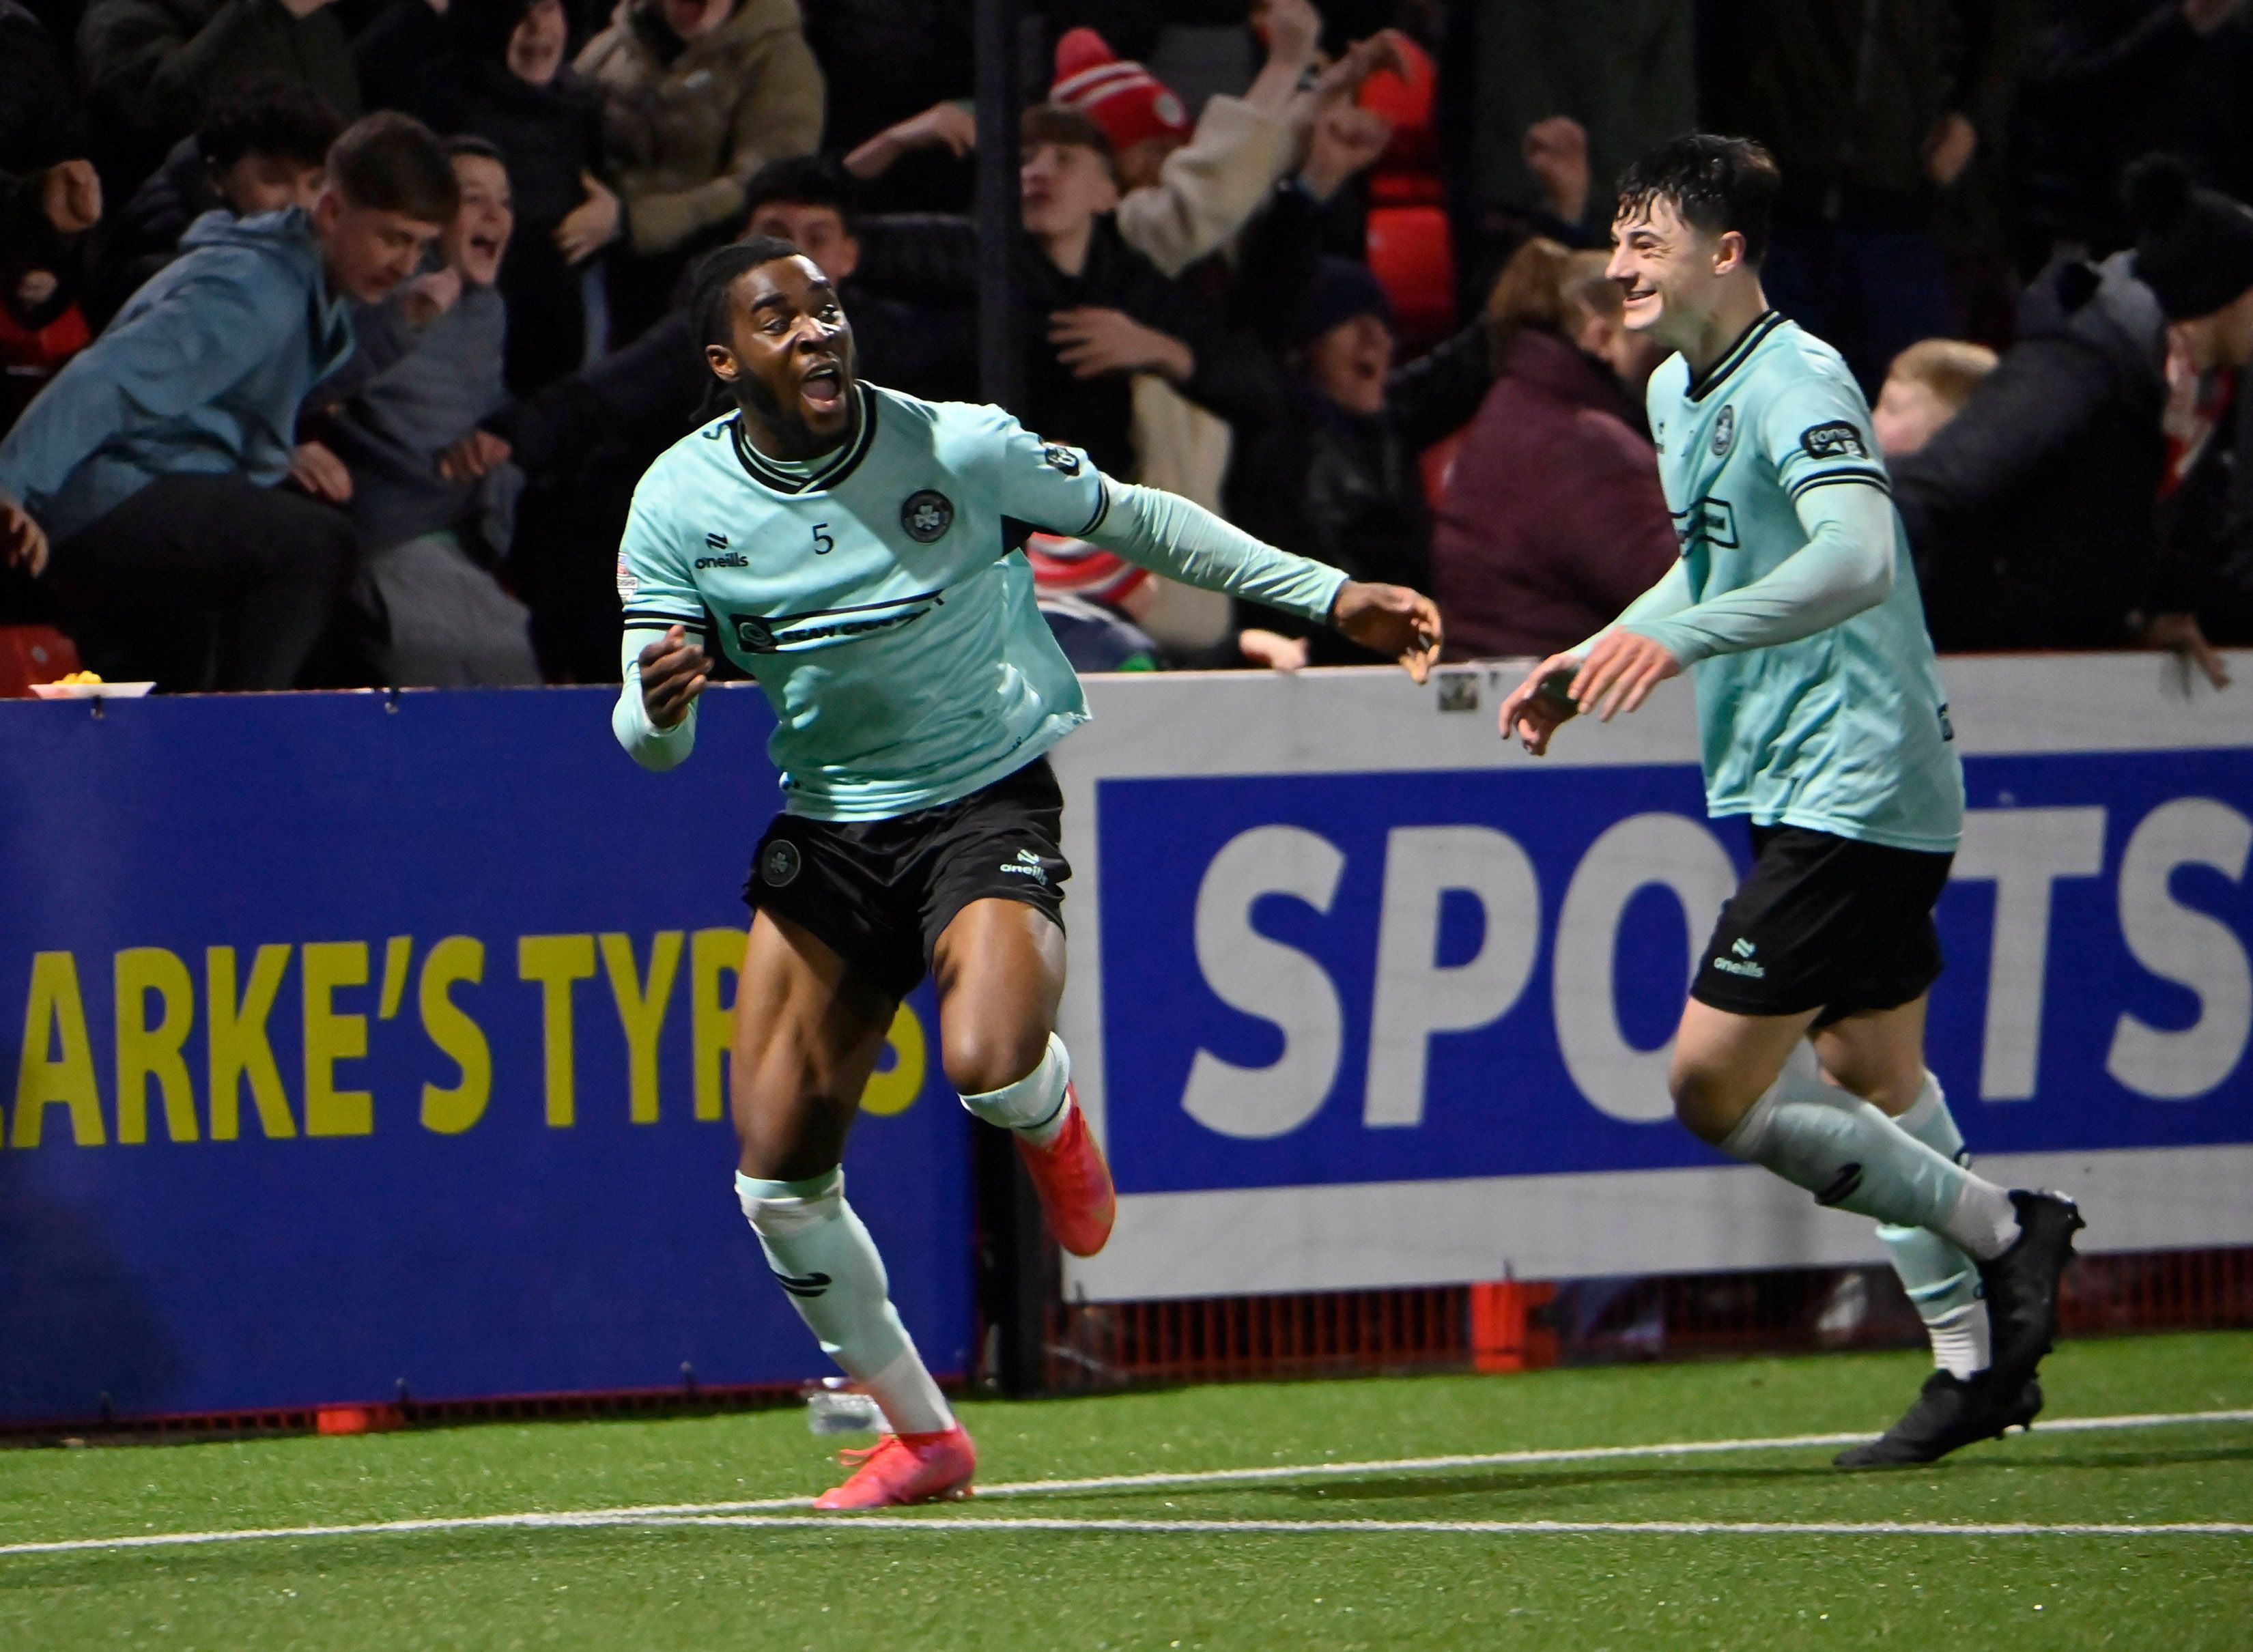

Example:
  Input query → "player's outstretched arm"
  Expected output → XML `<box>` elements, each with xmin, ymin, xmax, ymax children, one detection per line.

<box><xmin>1499</xmin><ymin>558</ymin><xmax>1694</xmax><ymax>752</ymax></box>
<box><xmin>1622</xmin><ymin>483</ymin><xmax>1895</xmax><ymax>668</ymax></box>
<box><xmin>1081</xmin><ymin>479</ymin><xmax>1441</xmax><ymax>679</ymax></box>
<box><xmin>1499</xmin><ymin>653</ymin><xmax>1582</xmax><ymax>755</ymax></box>
<box><xmin>613</xmin><ymin>623</ymin><xmax>709</xmax><ymax>771</ymax></box>
<box><xmin>1329</xmin><ymin>580</ymin><xmax>1443</xmax><ymax>682</ymax></box>
<box><xmin>1503</xmin><ymin>484</ymin><xmax>1899</xmax><ymax>749</ymax></box>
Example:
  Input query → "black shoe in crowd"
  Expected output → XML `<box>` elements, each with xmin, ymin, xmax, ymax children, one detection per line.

<box><xmin>1976</xmin><ymin>1190</ymin><xmax>2086</xmax><ymax>1386</ymax></box>
<box><xmin>1834</xmin><ymin>1371</ymin><xmax>2044</xmax><ymax>1468</ymax></box>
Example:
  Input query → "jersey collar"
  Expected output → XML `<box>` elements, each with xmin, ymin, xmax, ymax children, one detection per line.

<box><xmin>728</xmin><ymin>383</ymin><xmax>879</xmax><ymax>495</ymax></box>
<box><xmin>1686</xmin><ymin>310</ymin><xmax>1785</xmax><ymax>403</ymax></box>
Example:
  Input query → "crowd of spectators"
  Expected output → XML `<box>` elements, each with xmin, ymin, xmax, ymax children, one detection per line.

<box><xmin>1</xmin><ymin>0</ymin><xmax>2250</xmax><ymax>695</ymax></box>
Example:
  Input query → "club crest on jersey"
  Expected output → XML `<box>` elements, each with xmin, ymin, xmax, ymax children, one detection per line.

<box><xmin>1041</xmin><ymin>443</ymin><xmax>1081</xmax><ymax>476</ymax></box>
<box><xmin>1800</xmin><ymin>421</ymin><xmax>1868</xmax><ymax>460</ymax></box>
<box><xmin>901</xmin><ymin>489</ymin><xmax>954</xmax><ymax>543</ymax></box>
<box><xmin>1711</xmin><ymin>405</ymin><xmax>1736</xmax><ymax>456</ymax></box>
<box><xmin>761</xmin><ymin>840</ymin><xmax>801</xmax><ymax>887</ymax></box>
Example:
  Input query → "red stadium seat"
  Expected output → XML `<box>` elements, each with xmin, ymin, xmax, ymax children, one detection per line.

<box><xmin>1355</xmin><ymin>31</ymin><xmax>1436</xmax><ymax>174</ymax></box>
<box><xmin>0</xmin><ymin>625</ymin><xmax>82</xmax><ymax>697</ymax></box>
<box><xmin>0</xmin><ymin>302</ymin><xmax>91</xmax><ymax>433</ymax></box>
<box><xmin>1419</xmin><ymin>427</ymin><xmax>1466</xmax><ymax>507</ymax></box>
<box><xmin>1367</xmin><ymin>205</ymin><xmax>1458</xmax><ymax>350</ymax></box>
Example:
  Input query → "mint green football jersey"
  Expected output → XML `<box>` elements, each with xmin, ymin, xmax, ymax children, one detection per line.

<box><xmin>1647</xmin><ymin>312</ymin><xmax>1964</xmax><ymax>851</ymax></box>
<box><xmin>618</xmin><ymin>385</ymin><xmax>1106</xmax><ymax>821</ymax></box>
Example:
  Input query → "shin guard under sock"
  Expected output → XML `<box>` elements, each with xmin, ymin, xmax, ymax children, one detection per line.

<box><xmin>1721</xmin><ymin>1045</ymin><xmax>2018</xmax><ymax>1259</ymax></box>
<box><xmin>957</xmin><ymin>1032</ymin><xmax>1073</xmax><ymax>1148</ymax></box>
<box><xmin>1876</xmin><ymin>1071</ymin><xmax>1990</xmax><ymax>1376</ymax></box>
<box><xmin>736</xmin><ymin>1168</ymin><xmax>953</xmax><ymax>1434</ymax></box>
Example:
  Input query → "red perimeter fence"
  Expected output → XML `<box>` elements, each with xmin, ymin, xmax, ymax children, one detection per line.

<box><xmin>8</xmin><ymin>1249</ymin><xmax>2245</xmax><ymax>1443</ymax></box>
<box><xmin>1041</xmin><ymin>1247</ymin><xmax>2253</xmax><ymax>1392</ymax></box>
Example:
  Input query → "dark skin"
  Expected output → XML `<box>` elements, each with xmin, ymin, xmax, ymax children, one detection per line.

<box><xmin>640</xmin><ymin>254</ymin><xmax>1442</xmax><ymax>1178</ymax></box>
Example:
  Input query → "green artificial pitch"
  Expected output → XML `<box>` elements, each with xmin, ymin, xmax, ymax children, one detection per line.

<box><xmin>1</xmin><ymin>1330</ymin><xmax>2248</xmax><ymax>1651</ymax></box>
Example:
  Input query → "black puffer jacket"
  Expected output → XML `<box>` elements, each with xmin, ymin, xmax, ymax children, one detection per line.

<box><xmin>2011</xmin><ymin>0</ymin><xmax>2253</xmax><ymax>263</ymax></box>
<box><xmin>356</xmin><ymin>0</ymin><xmax>607</xmax><ymax>395</ymax></box>
<box><xmin>1221</xmin><ymin>326</ymin><xmax>1490</xmax><ymax>666</ymax></box>
<box><xmin>75</xmin><ymin>0</ymin><xmax>360</xmax><ymax>195</ymax></box>
<box><xmin>83</xmin><ymin>134</ymin><xmax>218</xmax><ymax>328</ymax></box>
<box><xmin>798</xmin><ymin>0</ymin><xmax>973</xmax><ymax>212</ymax></box>
<box><xmin>1893</xmin><ymin>252</ymin><xmax>2169</xmax><ymax>650</ymax></box>
<box><xmin>2159</xmin><ymin>375</ymin><xmax>2253</xmax><ymax>644</ymax></box>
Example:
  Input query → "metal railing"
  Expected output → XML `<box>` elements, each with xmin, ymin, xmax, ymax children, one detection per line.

<box><xmin>1041</xmin><ymin>1247</ymin><xmax>2253</xmax><ymax>1391</ymax></box>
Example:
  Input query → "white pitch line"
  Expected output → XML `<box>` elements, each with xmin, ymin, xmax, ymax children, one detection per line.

<box><xmin>565</xmin><ymin>1514</ymin><xmax>2253</xmax><ymax>1538</ymax></box>
<box><xmin>972</xmin><ymin>1406</ymin><xmax>2253</xmax><ymax>1499</ymax></box>
<box><xmin>3</xmin><ymin>1406</ymin><xmax>2248</xmax><ymax>1561</ymax></box>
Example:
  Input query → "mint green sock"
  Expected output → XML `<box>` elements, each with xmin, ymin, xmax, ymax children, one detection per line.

<box><xmin>735</xmin><ymin>1167</ymin><xmax>953</xmax><ymax>1434</ymax></box>
<box><xmin>1720</xmin><ymin>1046</ymin><xmax>2017</xmax><ymax>1257</ymax></box>
<box><xmin>1877</xmin><ymin>1072</ymin><xmax>1990</xmax><ymax>1378</ymax></box>
<box><xmin>957</xmin><ymin>1032</ymin><xmax>1073</xmax><ymax>1147</ymax></box>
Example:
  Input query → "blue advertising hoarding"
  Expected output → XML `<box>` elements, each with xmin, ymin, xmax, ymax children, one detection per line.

<box><xmin>0</xmin><ymin>687</ymin><xmax>972</xmax><ymax>1426</ymax></box>
<box><xmin>1052</xmin><ymin>659</ymin><xmax>2253</xmax><ymax>1300</ymax></box>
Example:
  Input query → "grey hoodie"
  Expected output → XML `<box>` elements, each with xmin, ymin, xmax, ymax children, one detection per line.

<box><xmin>0</xmin><ymin>204</ymin><xmax>353</xmax><ymax>543</ymax></box>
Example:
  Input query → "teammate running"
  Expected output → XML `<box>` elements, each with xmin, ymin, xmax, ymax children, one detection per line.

<box><xmin>1499</xmin><ymin>137</ymin><xmax>2082</xmax><ymax>1467</ymax></box>
<box><xmin>615</xmin><ymin>236</ymin><xmax>1441</xmax><ymax>1509</ymax></box>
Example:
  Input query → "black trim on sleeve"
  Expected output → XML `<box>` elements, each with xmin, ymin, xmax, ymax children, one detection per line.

<box><xmin>1787</xmin><ymin>468</ymin><xmax>1894</xmax><ymax>501</ymax></box>
<box><xmin>621</xmin><ymin>608</ymin><xmax>710</xmax><ymax>630</ymax></box>
<box><xmin>1077</xmin><ymin>480</ymin><xmax>1112</xmax><ymax>539</ymax></box>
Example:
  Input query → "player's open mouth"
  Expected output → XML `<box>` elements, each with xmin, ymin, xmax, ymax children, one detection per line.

<box><xmin>800</xmin><ymin>361</ymin><xmax>845</xmax><ymax>411</ymax></box>
<box><xmin>468</xmin><ymin>233</ymin><xmax>501</xmax><ymax>259</ymax></box>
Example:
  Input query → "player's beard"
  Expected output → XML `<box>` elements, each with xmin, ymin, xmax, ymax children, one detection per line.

<box><xmin>740</xmin><ymin>357</ymin><xmax>857</xmax><ymax>461</ymax></box>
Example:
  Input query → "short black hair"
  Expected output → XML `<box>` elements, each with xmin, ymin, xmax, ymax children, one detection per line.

<box><xmin>445</xmin><ymin>134</ymin><xmax>507</xmax><ymax>167</ymax></box>
<box><xmin>741</xmin><ymin>156</ymin><xmax>857</xmax><ymax>232</ymax></box>
<box><xmin>201</xmin><ymin>74</ymin><xmax>345</xmax><ymax>172</ymax></box>
<box><xmin>690</xmin><ymin>234</ymin><xmax>814</xmax><ymax>349</ymax></box>
<box><xmin>1613</xmin><ymin>133</ymin><xmax>1781</xmax><ymax>266</ymax></box>
<box><xmin>1021</xmin><ymin>103</ymin><xmax>1115</xmax><ymax>173</ymax></box>
<box><xmin>327</xmin><ymin>111</ymin><xmax>459</xmax><ymax>225</ymax></box>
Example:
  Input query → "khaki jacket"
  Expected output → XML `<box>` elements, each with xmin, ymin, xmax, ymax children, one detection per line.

<box><xmin>1119</xmin><ymin>91</ymin><xmax>1297</xmax><ymax>571</ymax></box>
<box><xmin>577</xmin><ymin>0</ymin><xmax>823</xmax><ymax>256</ymax></box>
<box><xmin>1117</xmin><ymin>93</ymin><xmax>1296</xmax><ymax>281</ymax></box>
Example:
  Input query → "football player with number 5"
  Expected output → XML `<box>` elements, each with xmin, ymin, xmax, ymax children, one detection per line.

<box><xmin>614</xmin><ymin>237</ymin><xmax>1441</xmax><ymax>1509</ymax></box>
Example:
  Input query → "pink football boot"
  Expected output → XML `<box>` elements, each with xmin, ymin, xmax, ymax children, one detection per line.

<box><xmin>1015</xmin><ymin>1089</ymin><xmax>1117</xmax><ymax>1257</ymax></box>
<box><xmin>813</xmin><ymin>1425</ymin><xmax>977</xmax><ymax>1510</ymax></box>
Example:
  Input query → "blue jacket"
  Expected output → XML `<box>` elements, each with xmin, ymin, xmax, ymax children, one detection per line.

<box><xmin>0</xmin><ymin>206</ymin><xmax>354</xmax><ymax>543</ymax></box>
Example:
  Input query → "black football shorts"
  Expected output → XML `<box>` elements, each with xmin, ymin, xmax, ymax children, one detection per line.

<box><xmin>1690</xmin><ymin>823</ymin><xmax>1955</xmax><ymax>1027</ymax></box>
<box><xmin>743</xmin><ymin>757</ymin><xmax>1070</xmax><ymax>1001</ymax></box>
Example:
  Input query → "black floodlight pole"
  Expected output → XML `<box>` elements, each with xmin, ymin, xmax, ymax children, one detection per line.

<box><xmin>969</xmin><ymin>0</ymin><xmax>1051</xmax><ymax>1401</ymax></box>
<box><xmin>974</xmin><ymin>0</ymin><xmax>1025</xmax><ymax>416</ymax></box>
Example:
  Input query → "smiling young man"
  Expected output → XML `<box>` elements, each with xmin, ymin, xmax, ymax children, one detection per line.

<box><xmin>615</xmin><ymin>237</ymin><xmax>1440</xmax><ymax>1509</ymax></box>
<box><xmin>1499</xmin><ymin>134</ymin><xmax>2083</xmax><ymax>1468</ymax></box>
<box><xmin>301</xmin><ymin>137</ymin><xmax>540</xmax><ymax>687</ymax></box>
<box><xmin>0</xmin><ymin>111</ymin><xmax>455</xmax><ymax>689</ymax></box>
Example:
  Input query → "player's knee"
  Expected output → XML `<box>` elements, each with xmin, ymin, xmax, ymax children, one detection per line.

<box><xmin>941</xmin><ymin>1023</ymin><xmax>1049</xmax><ymax>1099</ymax></box>
<box><xmin>735</xmin><ymin>1166</ymin><xmax>842</xmax><ymax>1240</ymax></box>
<box><xmin>1669</xmin><ymin>1057</ymin><xmax>1748</xmax><ymax>1145</ymax></box>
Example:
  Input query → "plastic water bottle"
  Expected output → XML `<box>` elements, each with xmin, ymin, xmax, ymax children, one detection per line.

<box><xmin>805</xmin><ymin>1379</ymin><xmax>883</xmax><ymax>1436</ymax></box>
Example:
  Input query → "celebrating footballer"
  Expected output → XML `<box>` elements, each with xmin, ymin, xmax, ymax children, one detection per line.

<box><xmin>1501</xmin><ymin>135</ymin><xmax>2084</xmax><ymax>1468</ymax></box>
<box><xmin>614</xmin><ymin>236</ymin><xmax>1440</xmax><ymax>1509</ymax></box>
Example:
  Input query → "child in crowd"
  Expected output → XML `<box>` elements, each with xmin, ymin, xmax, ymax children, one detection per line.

<box><xmin>1873</xmin><ymin>339</ymin><xmax>1999</xmax><ymax>459</ymax></box>
<box><xmin>304</xmin><ymin>137</ymin><xmax>540</xmax><ymax>687</ymax></box>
